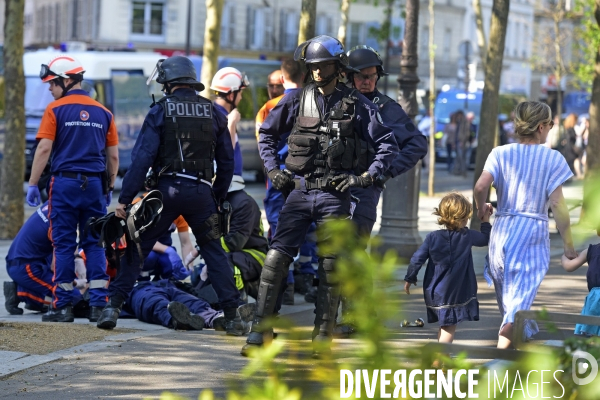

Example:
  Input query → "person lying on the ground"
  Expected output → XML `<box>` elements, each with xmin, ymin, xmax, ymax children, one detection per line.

<box><xmin>119</xmin><ymin>279</ymin><xmax>255</xmax><ymax>331</ymax></box>
<box><xmin>184</xmin><ymin>176</ymin><xmax>268</xmax><ymax>301</ymax></box>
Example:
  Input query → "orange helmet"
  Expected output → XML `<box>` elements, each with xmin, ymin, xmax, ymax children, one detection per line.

<box><xmin>40</xmin><ymin>55</ymin><xmax>85</xmax><ymax>83</ymax></box>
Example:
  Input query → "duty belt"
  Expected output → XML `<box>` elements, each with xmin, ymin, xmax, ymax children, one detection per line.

<box><xmin>294</xmin><ymin>177</ymin><xmax>335</xmax><ymax>191</ymax></box>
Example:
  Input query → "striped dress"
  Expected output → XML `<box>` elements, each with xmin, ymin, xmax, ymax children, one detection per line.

<box><xmin>483</xmin><ymin>144</ymin><xmax>573</xmax><ymax>339</ymax></box>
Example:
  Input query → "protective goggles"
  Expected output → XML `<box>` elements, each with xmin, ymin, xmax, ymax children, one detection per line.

<box><xmin>146</xmin><ymin>59</ymin><xmax>165</xmax><ymax>85</ymax></box>
<box><xmin>240</xmin><ymin>73</ymin><xmax>250</xmax><ymax>89</ymax></box>
<box><xmin>39</xmin><ymin>64</ymin><xmax>58</xmax><ymax>81</ymax></box>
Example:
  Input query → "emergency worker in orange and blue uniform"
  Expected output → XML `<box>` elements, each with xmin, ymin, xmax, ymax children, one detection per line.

<box><xmin>27</xmin><ymin>55</ymin><xmax>119</xmax><ymax>323</ymax></box>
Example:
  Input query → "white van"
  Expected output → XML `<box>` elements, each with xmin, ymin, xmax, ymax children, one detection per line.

<box><xmin>10</xmin><ymin>49</ymin><xmax>162</xmax><ymax>177</ymax></box>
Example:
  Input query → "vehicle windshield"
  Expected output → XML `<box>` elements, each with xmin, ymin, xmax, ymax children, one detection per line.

<box><xmin>434</xmin><ymin>93</ymin><xmax>482</xmax><ymax>124</ymax></box>
<box><xmin>25</xmin><ymin>77</ymin><xmax>55</xmax><ymax>117</ymax></box>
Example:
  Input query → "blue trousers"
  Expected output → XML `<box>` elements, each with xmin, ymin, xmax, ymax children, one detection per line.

<box><xmin>271</xmin><ymin>185</ymin><xmax>351</xmax><ymax>257</ymax></box>
<box><xmin>48</xmin><ymin>174</ymin><xmax>108</xmax><ymax>308</ymax></box>
<box><xmin>264</xmin><ymin>182</ymin><xmax>318</xmax><ymax>284</ymax></box>
<box><xmin>125</xmin><ymin>281</ymin><xmax>222</xmax><ymax>328</ymax></box>
<box><xmin>109</xmin><ymin>177</ymin><xmax>240</xmax><ymax>310</ymax></box>
<box><xmin>7</xmin><ymin>260</ymin><xmax>53</xmax><ymax>309</ymax></box>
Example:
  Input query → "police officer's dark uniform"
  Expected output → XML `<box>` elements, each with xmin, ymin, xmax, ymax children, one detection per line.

<box><xmin>96</xmin><ymin>56</ymin><xmax>243</xmax><ymax>334</ymax></box>
<box><xmin>242</xmin><ymin>35</ymin><xmax>399</xmax><ymax>356</ymax></box>
<box><xmin>347</xmin><ymin>46</ymin><xmax>428</xmax><ymax>237</ymax></box>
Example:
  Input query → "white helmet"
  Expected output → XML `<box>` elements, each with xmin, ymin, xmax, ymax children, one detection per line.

<box><xmin>210</xmin><ymin>67</ymin><xmax>250</xmax><ymax>93</ymax></box>
<box><xmin>40</xmin><ymin>55</ymin><xmax>85</xmax><ymax>83</ymax></box>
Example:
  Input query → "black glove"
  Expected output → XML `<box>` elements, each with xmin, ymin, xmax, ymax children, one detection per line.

<box><xmin>332</xmin><ymin>172</ymin><xmax>373</xmax><ymax>192</ymax></box>
<box><xmin>375</xmin><ymin>173</ymin><xmax>391</xmax><ymax>189</ymax></box>
<box><xmin>268</xmin><ymin>169</ymin><xmax>294</xmax><ymax>191</ymax></box>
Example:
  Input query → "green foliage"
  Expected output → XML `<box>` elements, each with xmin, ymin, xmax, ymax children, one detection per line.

<box><xmin>498</xmin><ymin>93</ymin><xmax>527</xmax><ymax>115</ymax></box>
<box><xmin>572</xmin><ymin>0</ymin><xmax>600</xmax><ymax>89</ymax></box>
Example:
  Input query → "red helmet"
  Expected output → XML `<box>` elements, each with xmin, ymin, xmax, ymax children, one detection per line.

<box><xmin>39</xmin><ymin>55</ymin><xmax>85</xmax><ymax>83</ymax></box>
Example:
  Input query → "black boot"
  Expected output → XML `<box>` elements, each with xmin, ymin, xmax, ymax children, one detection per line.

<box><xmin>312</xmin><ymin>258</ymin><xmax>340</xmax><ymax>358</ymax></box>
<box><xmin>241</xmin><ymin>250</ymin><xmax>291</xmax><ymax>357</ymax></box>
<box><xmin>167</xmin><ymin>301</ymin><xmax>205</xmax><ymax>330</ymax></box>
<box><xmin>88</xmin><ymin>306</ymin><xmax>104</xmax><ymax>322</ymax></box>
<box><xmin>3</xmin><ymin>281</ymin><xmax>23</xmax><ymax>315</ymax></box>
<box><xmin>42</xmin><ymin>304</ymin><xmax>75</xmax><ymax>322</ymax></box>
<box><xmin>283</xmin><ymin>283</ymin><xmax>295</xmax><ymax>305</ymax></box>
<box><xmin>96</xmin><ymin>296</ymin><xmax>124</xmax><ymax>330</ymax></box>
<box><xmin>294</xmin><ymin>273</ymin><xmax>315</xmax><ymax>295</ymax></box>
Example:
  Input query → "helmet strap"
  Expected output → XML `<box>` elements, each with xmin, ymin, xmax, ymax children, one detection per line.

<box><xmin>57</xmin><ymin>75</ymin><xmax>83</xmax><ymax>98</ymax></box>
<box><xmin>313</xmin><ymin>70</ymin><xmax>339</xmax><ymax>88</ymax></box>
<box><xmin>223</xmin><ymin>90</ymin><xmax>239</xmax><ymax>111</ymax></box>
<box><xmin>163</xmin><ymin>83</ymin><xmax>173</xmax><ymax>95</ymax></box>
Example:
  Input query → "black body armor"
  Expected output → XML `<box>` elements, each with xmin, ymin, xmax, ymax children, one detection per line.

<box><xmin>285</xmin><ymin>84</ymin><xmax>361</xmax><ymax>181</ymax></box>
<box><xmin>356</xmin><ymin>93</ymin><xmax>393</xmax><ymax>174</ymax></box>
<box><xmin>158</xmin><ymin>94</ymin><xmax>215</xmax><ymax>180</ymax></box>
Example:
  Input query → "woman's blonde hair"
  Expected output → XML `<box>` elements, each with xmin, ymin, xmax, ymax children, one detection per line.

<box><xmin>433</xmin><ymin>192</ymin><xmax>473</xmax><ymax>230</ymax></box>
<box><xmin>513</xmin><ymin>101</ymin><xmax>552</xmax><ymax>139</ymax></box>
<box><xmin>563</xmin><ymin>113</ymin><xmax>577</xmax><ymax>130</ymax></box>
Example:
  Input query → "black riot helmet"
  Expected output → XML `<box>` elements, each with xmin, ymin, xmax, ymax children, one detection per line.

<box><xmin>294</xmin><ymin>35</ymin><xmax>358</xmax><ymax>87</ymax></box>
<box><xmin>152</xmin><ymin>56</ymin><xmax>205</xmax><ymax>93</ymax></box>
<box><xmin>347</xmin><ymin>46</ymin><xmax>389</xmax><ymax>77</ymax></box>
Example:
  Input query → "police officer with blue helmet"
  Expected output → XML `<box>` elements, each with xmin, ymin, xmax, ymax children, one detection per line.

<box><xmin>346</xmin><ymin>45</ymin><xmax>428</xmax><ymax>237</ymax></box>
<box><xmin>96</xmin><ymin>56</ymin><xmax>244</xmax><ymax>335</ymax></box>
<box><xmin>242</xmin><ymin>35</ymin><xmax>399</xmax><ymax>357</ymax></box>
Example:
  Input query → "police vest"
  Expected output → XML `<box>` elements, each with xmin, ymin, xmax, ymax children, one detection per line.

<box><xmin>158</xmin><ymin>94</ymin><xmax>215</xmax><ymax>180</ymax></box>
<box><xmin>356</xmin><ymin>93</ymin><xmax>394</xmax><ymax>174</ymax></box>
<box><xmin>285</xmin><ymin>84</ymin><xmax>361</xmax><ymax>178</ymax></box>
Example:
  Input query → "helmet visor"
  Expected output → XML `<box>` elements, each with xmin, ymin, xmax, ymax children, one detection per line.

<box><xmin>39</xmin><ymin>64</ymin><xmax>57</xmax><ymax>81</ymax></box>
<box><xmin>146</xmin><ymin>59</ymin><xmax>165</xmax><ymax>86</ymax></box>
<box><xmin>240</xmin><ymin>73</ymin><xmax>250</xmax><ymax>89</ymax></box>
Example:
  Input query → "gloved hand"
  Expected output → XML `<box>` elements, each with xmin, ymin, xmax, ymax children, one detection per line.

<box><xmin>332</xmin><ymin>172</ymin><xmax>373</xmax><ymax>192</ymax></box>
<box><xmin>184</xmin><ymin>251</ymin><xmax>199</xmax><ymax>270</ymax></box>
<box><xmin>267</xmin><ymin>169</ymin><xmax>294</xmax><ymax>191</ymax></box>
<box><xmin>74</xmin><ymin>257</ymin><xmax>87</xmax><ymax>280</ymax></box>
<box><xmin>26</xmin><ymin>185</ymin><xmax>41</xmax><ymax>207</ymax></box>
<box><xmin>164</xmin><ymin>247</ymin><xmax>183</xmax><ymax>268</ymax></box>
<box><xmin>106</xmin><ymin>190</ymin><xmax>113</xmax><ymax>207</ymax></box>
<box><xmin>74</xmin><ymin>278</ymin><xmax>88</xmax><ymax>290</ymax></box>
<box><xmin>375</xmin><ymin>173</ymin><xmax>391</xmax><ymax>189</ymax></box>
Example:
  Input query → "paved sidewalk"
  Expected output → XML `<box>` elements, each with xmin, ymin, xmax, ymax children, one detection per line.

<box><xmin>0</xmin><ymin>165</ymin><xmax>593</xmax><ymax>398</ymax></box>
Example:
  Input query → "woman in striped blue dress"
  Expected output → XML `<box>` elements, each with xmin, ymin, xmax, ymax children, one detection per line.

<box><xmin>474</xmin><ymin>101</ymin><xmax>577</xmax><ymax>349</ymax></box>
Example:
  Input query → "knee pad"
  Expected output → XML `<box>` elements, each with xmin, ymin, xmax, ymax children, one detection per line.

<box><xmin>261</xmin><ymin>250</ymin><xmax>293</xmax><ymax>283</ymax></box>
<box><xmin>318</xmin><ymin>257</ymin><xmax>336</xmax><ymax>285</ymax></box>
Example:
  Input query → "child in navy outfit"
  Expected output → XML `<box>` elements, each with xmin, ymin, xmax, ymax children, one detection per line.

<box><xmin>404</xmin><ymin>193</ymin><xmax>492</xmax><ymax>343</ymax></box>
<box><xmin>561</xmin><ymin>226</ymin><xmax>600</xmax><ymax>337</ymax></box>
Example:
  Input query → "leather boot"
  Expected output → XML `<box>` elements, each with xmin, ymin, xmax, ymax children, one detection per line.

<box><xmin>42</xmin><ymin>304</ymin><xmax>75</xmax><ymax>322</ymax></box>
<box><xmin>96</xmin><ymin>296</ymin><xmax>125</xmax><ymax>330</ymax></box>
<box><xmin>168</xmin><ymin>301</ymin><xmax>205</xmax><ymax>330</ymax></box>
<box><xmin>241</xmin><ymin>250</ymin><xmax>291</xmax><ymax>357</ymax></box>
<box><xmin>3</xmin><ymin>281</ymin><xmax>23</xmax><ymax>315</ymax></box>
<box><xmin>88</xmin><ymin>306</ymin><xmax>104</xmax><ymax>322</ymax></box>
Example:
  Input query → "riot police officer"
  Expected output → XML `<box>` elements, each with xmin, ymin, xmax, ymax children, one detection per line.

<box><xmin>96</xmin><ymin>56</ymin><xmax>244</xmax><ymax>335</ymax></box>
<box><xmin>347</xmin><ymin>45</ymin><xmax>428</xmax><ymax>237</ymax></box>
<box><xmin>242</xmin><ymin>35</ymin><xmax>399</xmax><ymax>357</ymax></box>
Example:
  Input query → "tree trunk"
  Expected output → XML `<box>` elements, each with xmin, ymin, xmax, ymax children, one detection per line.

<box><xmin>427</xmin><ymin>0</ymin><xmax>436</xmax><ymax>196</ymax></box>
<box><xmin>470</xmin><ymin>0</ymin><xmax>510</xmax><ymax>230</ymax></box>
<box><xmin>298</xmin><ymin>0</ymin><xmax>317</xmax><ymax>44</ymax></box>
<box><xmin>473</xmin><ymin>0</ymin><xmax>487</xmax><ymax>61</ymax></box>
<box><xmin>337</xmin><ymin>0</ymin><xmax>350</xmax><ymax>46</ymax></box>
<box><xmin>553</xmin><ymin>1</ymin><xmax>564</xmax><ymax>127</ymax></box>
<box><xmin>582</xmin><ymin>1</ymin><xmax>600</xmax><ymax>228</ymax></box>
<box><xmin>377</xmin><ymin>0</ymin><xmax>422</xmax><ymax>258</ymax></box>
<box><xmin>0</xmin><ymin>0</ymin><xmax>26</xmax><ymax>239</ymax></box>
<box><xmin>200</xmin><ymin>0</ymin><xmax>224</xmax><ymax>99</ymax></box>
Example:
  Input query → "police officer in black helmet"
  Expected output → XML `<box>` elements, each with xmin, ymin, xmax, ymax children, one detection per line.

<box><xmin>96</xmin><ymin>56</ymin><xmax>244</xmax><ymax>335</ymax></box>
<box><xmin>346</xmin><ymin>46</ymin><xmax>427</xmax><ymax>237</ymax></box>
<box><xmin>242</xmin><ymin>35</ymin><xmax>398</xmax><ymax>357</ymax></box>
